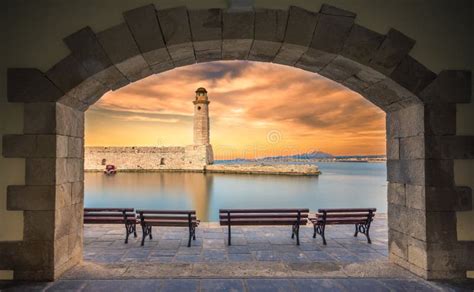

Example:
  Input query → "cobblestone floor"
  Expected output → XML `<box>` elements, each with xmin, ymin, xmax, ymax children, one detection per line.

<box><xmin>2</xmin><ymin>215</ymin><xmax>473</xmax><ymax>291</ymax></box>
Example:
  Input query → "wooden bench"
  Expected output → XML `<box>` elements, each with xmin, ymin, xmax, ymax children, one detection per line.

<box><xmin>310</xmin><ymin>208</ymin><xmax>376</xmax><ymax>245</ymax></box>
<box><xmin>83</xmin><ymin>208</ymin><xmax>137</xmax><ymax>244</ymax></box>
<box><xmin>219</xmin><ymin>208</ymin><xmax>309</xmax><ymax>245</ymax></box>
<box><xmin>137</xmin><ymin>210</ymin><xmax>200</xmax><ymax>247</ymax></box>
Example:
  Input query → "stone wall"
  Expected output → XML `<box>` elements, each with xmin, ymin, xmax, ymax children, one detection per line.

<box><xmin>206</xmin><ymin>163</ymin><xmax>319</xmax><ymax>175</ymax></box>
<box><xmin>85</xmin><ymin>145</ymin><xmax>213</xmax><ymax>171</ymax></box>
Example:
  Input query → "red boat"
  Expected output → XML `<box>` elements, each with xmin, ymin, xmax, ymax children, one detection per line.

<box><xmin>104</xmin><ymin>164</ymin><xmax>117</xmax><ymax>175</ymax></box>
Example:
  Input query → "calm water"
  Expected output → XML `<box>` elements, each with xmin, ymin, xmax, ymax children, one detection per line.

<box><xmin>84</xmin><ymin>162</ymin><xmax>387</xmax><ymax>222</ymax></box>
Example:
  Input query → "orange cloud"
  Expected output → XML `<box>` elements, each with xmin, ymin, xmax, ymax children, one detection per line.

<box><xmin>85</xmin><ymin>61</ymin><xmax>386</xmax><ymax>158</ymax></box>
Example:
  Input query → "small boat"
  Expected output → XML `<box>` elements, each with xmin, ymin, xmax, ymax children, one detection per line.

<box><xmin>104</xmin><ymin>164</ymin><xmax>117</xmax><ymax>175</ymax></box>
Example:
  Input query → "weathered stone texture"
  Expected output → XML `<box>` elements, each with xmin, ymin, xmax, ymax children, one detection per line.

<box><xmin>310</xmin><ymin>5</ymin><xmax>355</xmax><ymax>54</ymax></box>
<box><xmin>222</xmin><ymin>10</ymin><xmax>254</xmax><ymax>59</ymax></box>
<box><xmin>24</xmin><ymin>211</ymin><xmax>55</xmax><ymax>241</ymax></box>
<box><xmin>420</xmin><ymin>70</ymin><xmax>471</xmax><ymax>104</ymax></box>
<box><xmin>157</xmin><ymin>7</ymin><xmax>196</xmax><ymax>66</ymax></box>
<box><xmin>423</xmin><ymin>103</ymin><xmax>456</xmax><ymax>136</ymax></box>
<box><xmin>386</xmin><ymin>138</ymin><xmax>399</xmax><ymax>160</ymax></box>
<box><xmin>123</xmin><ymin>4</ymin><xmax>173</xmax><ymax>71</ymax></box>
<box><xmin>425</xmin><ymin>159</ymin><xmax>454</xmax><ymax>187</ymax></box>
<box><xmin>319</xmin><ymin>55</ymin><xmax>364</xmax><ymax>83</ymax></box>
<box><xmin>341</xmin><ymin>24</ymin><xmax>384</xmax><ymax>65</ymax></box>
<box><xmin>7</xmin><ymin>68</ymin><xmax>64</xmax><ymax>103</ymax></box>
<box><xmin>390</xmin><ymin>55</ymin><xmax>437</xmax><ymax>95</ymax></box>
<box><xmin>63</xmin><ymin>27</ymin><xmax>128</xmax><ymax>90</ymax></box>
<box><xmin>7</xmin><ymin>185</ymin><xmax>56</xmax><ymax>211</ymax></box>
<box><xmin>425</xmin><ymin>136</ymin><xmax>474</xmax><ymax>159</ymax></box>
<box><xmin>295</xmin><ymin>49</ymin><xmax>336</xmax><ymax>72</ymax></box>
<box><xmin>2</xmin><ymin>134</ymin><xmax>70</xmax><ymax>158</ymax></box>
<box><xmin>399</xmin><ymin>136</ymin><xmax>425</xmax><ymax>160</ymax></box>
<box><xmin>387</xmin><ymin>182</ymin><xmax>405</xmax><ymax>206</ymax></box>
<box><xmin>248</xmin><ymin>9</ymin><xmax>287</xmax><ymax>61</ymax></box>
<box><xmin>370</xmin><ymin>28</ymin><xmax>415</xmax><ymax>75</ymax></box>
<box><xmin>363</xmin><ymin>79</ymin><xmax>420</xmax><ymax>112</ymax></box>
<box><xmin>46</xmin><ymin>54</ymin><xmax>107</xmax><ymax>110</ymax></box>
<box><xmin>274</xmin><ymin>7</ymin><xmax>318</xmax><ymax>65</ymax></box>
<box><xmin>97</xmin><ymin>23</ymin><xmax>152</xmax><ymax>82</ymax></box>
<box><xmin>189</xmin><ymin>9</ymin><xmax>222</xmax><ymax>62</ymax></box>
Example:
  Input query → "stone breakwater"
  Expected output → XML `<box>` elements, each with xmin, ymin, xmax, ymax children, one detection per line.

<box><xmin>206</xmin><ymin>164</ymin><xmax>320</xmax><ymax>176</ymax></box>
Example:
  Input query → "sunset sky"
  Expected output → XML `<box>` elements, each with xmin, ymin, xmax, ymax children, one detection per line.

<box><xmin>85</xmin><ymin>61</ymin><xmax>386</xmax><ymax>159</ymax></box>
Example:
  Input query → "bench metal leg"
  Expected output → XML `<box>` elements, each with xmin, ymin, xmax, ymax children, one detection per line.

<box><xmin>141</xmin><ymin>225</ymin><xmax>152</xmax><ymax>246</ymax></box>
<box><xmin>227</xmin><ymin>224</ymin><xmax>231</xmax><ymax>246</ymax></box>
<box><xmin>124</xmin><ymin>222</ymin><xmax>136</xmax><ymax>244</ymax></box>
<box><xmin>356</xmin><ymin>223</ymin><xmax>372</xmax><ymax>244</ymax></box>
<box><xmin>354</xmin><ymin>224</ymin><xmax>359</xmax><ymax>237</ymax></box>
<box><xmin>292</xmin><ymin>223</ymin><xmax>300</xmax><ymax>245</ymax></box>
<box><xmin>314</xmin><ymin>224</ymin><xmax>327</xmax><ymax>245</ymax></box>
<box><xmin>188</xmin><ymin>225</ymin><xmax>196</xmax><ymax>247</ymax></box>
<box><xmin>313</xmin><ymin>224</ymin><xmax>317</xmax><ymax>238</ymax></box>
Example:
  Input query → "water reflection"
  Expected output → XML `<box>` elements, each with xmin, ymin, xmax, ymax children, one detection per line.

<box><xmin>85</xmin><ymin>163</ymin><xmax>387</xmax><ymax>222</ymax></box>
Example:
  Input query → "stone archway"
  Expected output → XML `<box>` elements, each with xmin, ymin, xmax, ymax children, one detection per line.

<box><xmin>1</xmin><ymin>3</ymin><xmax>473</xmax><ymax>281</ymax></box>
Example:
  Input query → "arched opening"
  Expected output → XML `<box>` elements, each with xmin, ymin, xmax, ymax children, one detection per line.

<box><xmin>2</xmin><ymin>4</ymin><xmax>472</xmax><ymax>282</ymax></box>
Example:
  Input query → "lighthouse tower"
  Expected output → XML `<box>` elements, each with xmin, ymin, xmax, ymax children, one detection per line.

<box><xmin>193</xmin><ymin>87</ymin><xmax>210</xmax><ymax>145</ymax></box>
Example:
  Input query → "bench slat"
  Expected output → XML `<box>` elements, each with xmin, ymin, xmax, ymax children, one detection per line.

<box><xmin>84</xmin><ymin>217</ymin><xmax>137</xmax><ymax>224</ymax></box>
<box><xmin>142</xmin><ymin>215</ymin><xmax>197</xmax><ymax>220</ymax></box>
<box><xmin>318</xmin><ymin>208</ymin><xmax>376</xmax><ymax>213</ymax></box>
<box><xmin>220</xmin><ymin>219</ymin><xmax>307</xmax><ymax>226</ymax></box>
<box><xmin>315</xmin><ymin>213</ymin><xmax>373</xmax><ymax>219</ymax></box>
<box><xmin>84</xmin><ymin>212</ymin><xmax>135</xmax><ymax>217</ymax></box>
<box><xmin>220</xmin><ymin>214</ymin><xmax>308</xmax><ymax>219</ymax></box>
<box><xmin>85</xmin><ymin>208</ymin><xmax>134</xmax><ymax>212</ymax></box>
<box><xmin>137</xmin><ymin>210</ymin><xmax>196</xmax><ymax>214</ymax></box>
<box><xmin>219</xmin><ymin>208</ymin><xmax>309</xmax><ymax>214</ymax></box>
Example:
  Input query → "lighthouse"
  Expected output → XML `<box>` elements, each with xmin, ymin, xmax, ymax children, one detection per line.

<box><xmin>193</xmin><ymin>87</ymin><xmax>210</xmax><ymax>145</ymax></box>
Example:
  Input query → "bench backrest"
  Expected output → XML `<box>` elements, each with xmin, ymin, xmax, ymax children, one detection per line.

<box><xmin>84</xmin><ymin>208</ymin><xmax>136</xmax><ymax>224</ymax></box>
<box><xmin>219</xmin><ymin>208</ymin><xmax>309</xmax><ymax>225</ymax></box>
<box><xmin>136</xmin><ymin>210</ymin><xmax>197</xmax><ymax>226</ymax></box>
<box><xmin>316</xmin><ymin>208</ymin><xmax>376</xmax><ymax>223</ymax></box>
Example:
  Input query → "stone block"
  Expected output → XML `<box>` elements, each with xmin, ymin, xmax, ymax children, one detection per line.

<box><xmin>157</xmin><ymin>7</ymin><xmax>196</xmax><ymax>66</ymax></box>
<box><xmin>71</xmin><ymin>181</ymin><xmax>84</xmax><ymax>205</ymax></box>
<box><xmin>24</xmin><ymin>210</ymin><xmax>55</xmax><ymax>241</ymax></box>
<box><xmin>311</xmin><ymin>7</ymin><xmax>355</xmax><ymax>54</ymax></box>
<box><xmin>387</xmin><ymin>159</ymin><xmax>425</xmax><ymax>184</ymax></box>
<box><xmin>55</xmin><ymin>206</ymin><xmax>72</xmax><ymax>239</ymax></box>
<box><xmin>388</xmin><ymin>228</ymin><xmax>408</xmax><ymax>260</ymax></box>
<box><xmin>97</xmin><ymin>23</ymin><xmax>152</xmax><ymax>82</ymax></box>
<box><xmin>2</xmin><ymin>134</ymin><xmax>36</xmax><ymax>158</ymax></box>
<box><xmin>284</xmin><ymin>6</ymin><xmax>318</xmax><ymax>47</ymax></box>
<box><xmin>66</xmin><ymin>158</ymin><xmax>84</xmax><ymax>183</ymax></box>
<box><xmin>56</xmin><ymin>103</ymin><xmax>85</xmax><ymax>138</ymax></box>
<box><xmin>54</xmin><ymin>135</ymin><xmax>69</xmax><ymax>158</ymax></box>
<box><xmin>7</xmin><ymin>185</ymin><xmax>56</xmax><ymax>211</ymax></box>
<box><xmin>363</xmin><ymin>78</ymin><xmax>419</xmax><ymax>112</ymax></box>
<box><xmin>68</xmin><ymin>136</ymin><xmax>84</xmax><ymax>158</ymax></box>
<box><xmin>398</xmin><ymin>104</ymin><xmax>424</xmax><ymax>138</ymax></box>
<box><xmin>386</xmin><ymin>111</ymin><xmax>400</xmax><ymax>139</ymax></box>
<box><xmin>423</xmin><ymin>186</ymin><xmax>472</xmax><ymax>212</ymax></box>
<box><xmin>341</xmin><ymin>24</ymin><xmax>384</xmax><ymax>65</ymax></box>
<box><xmin>26</xmin><ymin>158</ymin><xmax>57</xmax><ymax>185</ymax></box>
<box><xmin>405</xmin><ymin>184</ymin><xmax>425</xmax><ymax>210</ymax></box>
<box><xmin>386</xmin><ymin>138</ymin><xmax>399</xmax><ymax>160</ymax></box>
<box><xmin>123</xmin><ymin>4</ymin><xmax>173</xmax><ymax>68</ymax></box>
<box><xmin>54</xmin><ymin>235</ymin><xmax>69</xmax><ymax>267</ymax></box>
<box><xmin>320</xmin><ymin>4</ymin><xmax>356</xmax><ymax>17</ymax></box>
<box><xmin>425</xmin><ymin>136</ymin><xmax>474</xmax><ymax>159</ymax></box>
<box><xmin>63</xmin><ymin>27</ymin><xmax>128</xmax><ymax>90</ymax></box>
<box><xmin>370</xmin><ymin>28</ymin><xmax>415</xmax><ymax>75</ymax></box>
<box><xmin>275</xmin><ymin>44</ymin><xmax>310</xmax><ymax>66</ymax></box>
<box><xmin>294</xmin><ymin>48</ymin><xmax>336</xmax><ymax>72</ymax></box>
<box><xmin>420</xmin><ymin>70</ymin><xmax>471</xmax><ymax>104</ymax></box>
<box><xmin>406</xmin><ymin>207</ymin><xmax>427</xmax><ymax>240</ymax></box>
<box><xmin>390</xmin><ymin>55</ymin><xmax>437</xmax><ymax>95</ymax></box>
<box><xmin>388</xmin><ymin>203</ymin><xmax>410</xmax><ymax>233</ymax></box>
<box><xmin>189</xmin><ymin>9</ymin><xmax>222</xmax><ymax>62</ymax></box>
<box><xmin>425</xmin><ymin>211</ymin><xmax>458</xmax><ymax>243</ymax></box>
<box><xmin>407</xmin><ymin>237</ymin><xmax>428</xmax><ymax>270</ymax></box>
<box><xmin>46</xmin><ymin>54</ymin><xmax>108</xmax><ymax>109</ymax></box>
<box><xmin>319</xmin><ymin>55</ymin><xmax>364</xmax><ymax>83</ymax></box>
<box><xmin>222</xmin><ymin>10</ymin><xmax>254</xmax><ymax>59</ymax></box>
<box><xmin>56</xmin><ymin>183</ymin><xmax>72</xmax><ymax>210</ymax></box>
<box><xmin>423</xmin><ymin>103</ymin><xmax>456</xmax><ymax>136</ymax></box>
<box><xmin>425</xmin><ymin>159</ymin><xmax>454</xmax><ymax>187</ymax></box>
<box><xmin>399</xmin><ymin>136</ymin><xmax>425</xmax><ymax>159</ymax></box>
<box><xmin>387</xmin><ymin>182</ymin><xmax>405</xmax><ymax>206</ymax></box>
<box><xmin>7</xmin><ymin>68</ymin><xmax>64</xmax><ymax>103</ymax></box>
<box><xmin>248</xmin><ymin>9</ymin><xmax>287</xmax><ymax>61</ymax></box>
<box><xmin>15</xmin><ymin>240</ymin><xmax>54</xmax><ymax>270</ymax></box>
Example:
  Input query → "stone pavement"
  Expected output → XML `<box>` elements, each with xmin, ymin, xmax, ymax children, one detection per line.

<box><xmin>1</xmin><ymin>215</ymin><xmax>473</xmax><ymax>291</ymax></box>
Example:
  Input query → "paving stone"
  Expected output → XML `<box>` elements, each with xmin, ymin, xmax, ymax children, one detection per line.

<box><xmin>222</xmin><ymin>10</ymin><xmax>254</xmax><ymax>59</ymax></box>
<box><xmin>370</xmin><ymin>28</ymin><xmax>415</xmax><ymax>75</ymax></box>
<box><xmin>161</xmin><ymin>279</ymin><xmax>198</xmax><ymax>292</ymax></box>
<box><xmin>228</xmin><ymin>253</ymin><xmax>254</xmax><ymax>262</ymax></box>
<box><xmin>200</xmin><ymin>279</ymin><xmax>245</xmax><ymax>292</ymax></box>
<box><xmin>247</xmin><ymin>279</ymin><xmax>294</xmax><ymax>292</ymax></box>
<box><xmin>293</xmin><ymin>278</ymin><xmax>344</xmax><ymax>291</ymax></box>
<box><xmin>253</xmin><ymin>251</ymin><xmax>279</xmax><ymax>261</ymax></box>
<box><xmin>7</xmin><ymin>68</ymin><xmax>64</xmax><ymax>103</ymax></box>
<box><xmin>390</xmin><ymin>55</ymin><xmax>437</xmax><ymax>95</ymax></box>
<box><xmin>157</xmin><ymin>7</ymin><xmax>196</xmax><ymax>66</ymax></box>
<box><xmin>337</xmin><ymin>279</ymin><xmax>390</xmax><ymax>291</ymax></box>
<box><xmin>63</xmin><ymin>27</ymin><xmax>128</xmax><ymax>90</ymax></box>
<box><xmin>96</xmin><ymin>23</ymin><xmax>152</xmax><ymax>82</ymax></box>
<box><xmin>311</xmin><ymin>6</ymin><xmax>355</xmax><ymax>54</ymax></box>
<box><xmin>420</xmin><ymin>70</ymin><xmax>471</xmax><ymax>104</ymax></box>
<box><xmin>45</xmin><ymin>280</ymin><xmax>86</xmax><ymax>291</ymax></box>
<box><xmin>123</xmin><ymin>4</ymin><xmax>173</xmax><ymax>71</ymax></box>
<box><xmin>81</xmin><ymin>279</ymin><xmax>162</xmax><ymax>292</ymax></box>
